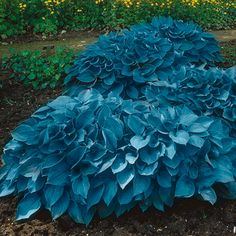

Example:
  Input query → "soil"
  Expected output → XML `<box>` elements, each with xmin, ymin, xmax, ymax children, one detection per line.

<box><xmin>0</xmin><ymin>42</ymin><xmax>236</xmax><ymax>236</ymax></box>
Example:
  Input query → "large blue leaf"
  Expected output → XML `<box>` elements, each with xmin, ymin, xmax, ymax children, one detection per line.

<box><xmin>127</xmin><ymin>115</ymin><xmax>145</xmax><ymax>135</ymax></box>
<box><xmin>169</xmin><ymin>130</ymin><xmax>190</xmax><ymax>145</ymax></box>
<box><xmin>72</xmin><ymin>175</ymin><xmax>90</xmax><ymax>198</ymax></box>
<box><xmin>199</xmin><ymin>187</ymin><xmax>217</xmax><ymax>204</ymax></box>
<box><xmin>117</xmin><ymin>167</ymin><xmax>135</xmax><ymax>189</ymax></box>
<box><xmin>139</xmin><ymin>148</ymin><xmax>159</xmax><ymax>165</ymax></box>
<box><xmin>133</xmin><ymin>174</ymin><xmax>151</xmax><ymax>195</ymax></box>
<box><xmin>0</xmin><ymin>180</ymin><xmax>15</xmax><ymax>197</ymax></box>
<box><xmin>68</xmin><ymin>201</ymin><xmax>84</xmax><ymax>224</ymax></box>
<box><xmin>44</xmin><ymin>185</ymin><xmax>64</xmax><ymax>207</ymax></box>
<box><xmin>87</xmin><ymin>185</ymin><xmax>105</xmax><ymax>209</ymax></box>
<box><xmin>179</xmin><ymin>107</ymin><xmax>198</xmax><ymax>126</ymax></box>
<box><xmin>157</xmin><ymin>170</ymin><xmax>172</xmax><ymax>188</ymax></box>
<box><xmin>102</xmin><ymin>128</ymin><xmax>117</xmax><ymax>151</ymax></box>
<box><xmin>12</xmin><ymin>125</ymin><xmax>36</xmax><ymax>143</ymax></box>
<box><xmin>112</xmin><ymin>156</ymin><xmax>128</xmax><ymax>174</ymax></box>
<box><xmin>130</xmin><ymin>135</ymin><xmax>151</xmax><ymax>150</ymax></box>
<box><xmin>175</xmin><ymin>176</ymin><xmax>195</xmax><ymax>198</ymax></box>
<box><xmin>103</xmin><ymin>180</ymin><xmax>118</xmax><ymax>206</ymax></box>
<box><xmin>117</xmin><ymin>184</ymin><xmax>133</xmax><ymax>205</ymax></box>
<box><xmin>51</xmin><ymin>191</ymin><xmax>70</xmax><ymax>219</ymax></box>
<box><xmin>16</xmin><ymin>193</ymin><xmax>41</xmax><ymax>220</ymax></box>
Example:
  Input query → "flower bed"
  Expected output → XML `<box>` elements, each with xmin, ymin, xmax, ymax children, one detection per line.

<box><xmin>0</xmin><ymin>0</ymin><xmax>235</xmax><ymax>38</ymax></box>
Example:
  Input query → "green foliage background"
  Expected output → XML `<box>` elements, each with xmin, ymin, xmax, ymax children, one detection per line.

<box><xmin>0</xmin><ymin>0</ymin><xmax>235</xmax><ymax>38</ymax></box>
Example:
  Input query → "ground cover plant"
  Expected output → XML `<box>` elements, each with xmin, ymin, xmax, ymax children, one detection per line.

<box><xmin>0</xmin><ymin>47</ymin><xmax>76</xmax><ymax>89</ymax></box>
<box><xmin>0</xmin><ymin>0</ymin><xmax>235</xmax><ymax>39</ymax></box>
<box><xmin>0</xmin><ymin>17</ymin><xmax>235</xmax><ymax>226</ymax></box>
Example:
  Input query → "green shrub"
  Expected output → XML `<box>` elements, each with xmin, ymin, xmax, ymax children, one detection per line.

<box><xmin>1</xmin><ymin>47</ymin><xmax>77</xmax><ymax>89</ymax></box>
<box><xmin>0</xmin><ymin>0</ymin><xmax>25</xmax><ymax>38</ymax></box>
<box><xmin>0</xmin><ymin>0</ymin><xmax>235</xmax><ymax>38</ymax></box>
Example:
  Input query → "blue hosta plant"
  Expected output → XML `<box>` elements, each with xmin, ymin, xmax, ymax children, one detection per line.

<box><xmin>65</xmin><ymin>17</ymin><xmax>222</xmax><ymax>98</ymax></box>
<box><xmin>0</xmin><ymin>17</ymin><xmax>235</xmax><ymax>224</ymax></box>
<box><xmin>1</xmin><ymin>89</ymin><xmax>236</xmax><ymax>224</ymax></box>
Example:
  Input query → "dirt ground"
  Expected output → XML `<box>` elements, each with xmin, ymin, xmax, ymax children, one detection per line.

<box><xmin>0</xmin><ymin>41</ymin><xmax>236</xmax><ymax>235</ymax></box>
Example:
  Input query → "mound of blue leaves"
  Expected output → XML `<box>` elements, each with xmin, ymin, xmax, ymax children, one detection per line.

<box><xmin>0</xmin><ymin>17</ymin><xmax>236</xmax><ymax>225</ymax></box>
<box><xmin>65</xmin><ymin>17</ymin><xmax>222</xmax><ymax>98</ymax></box>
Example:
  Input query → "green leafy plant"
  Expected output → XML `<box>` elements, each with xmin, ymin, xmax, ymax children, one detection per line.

<box><xmin>0</xmin><ymin>0</ymin><xmax>235</xmax><ymax>38</ymax></box>
<box><xmin>220</xmin><ymin>41</ymin><xmax>236</xmax><ymax>67</ymax></box>
<box><xmin>1</xmin><ymin>47</ymin><xmax>77</xmax><ymax>89</ymax></box>
<box><xmin>0</xmin><ymin>0</ymin><xmax>25</xmax><ymax>38</ymax></box>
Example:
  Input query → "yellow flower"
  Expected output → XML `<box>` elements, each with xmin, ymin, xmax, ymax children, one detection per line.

<box><xmin>19</xmin><ymin>3</ymin><xmax>27</xmax><ymax>11</ymax></box>
<box><xmin>95</xmin><ymin>0</ymin><xmax>103</xmax><ymax>4</ymax></box>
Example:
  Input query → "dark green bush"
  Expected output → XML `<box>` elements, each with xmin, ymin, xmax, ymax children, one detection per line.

<box><xmin>1</xmin><ymin>47</ymin><xmax>77</xmax><ymax>89</ymax></box>
<box><xmin>0</xmin><ymin>0</ymin><xmax>235</xmax><ymax>38</ymax></box>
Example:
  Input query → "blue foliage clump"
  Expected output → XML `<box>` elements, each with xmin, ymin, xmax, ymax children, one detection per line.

<box><xmin>0</xmin><ymin>17</ymin><xmax>236</xmax><ymax>224</ymax></box>
<box><xmin>65</xmin><ymin>17</ymin><xmax>222</xmax><ymax>98</ymax></box>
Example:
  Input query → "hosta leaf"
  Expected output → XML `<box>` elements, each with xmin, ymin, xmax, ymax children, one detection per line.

<box><xmin>72</xmin><ymin>175</ymin><xmax>90</xmax><ymax>198</ymax></box>
<box><xmin>104</xmin><ymin>117</ymin><xmax>123</xmax><ymax>139</ymax></box>
<box><xmin>214</xmin><ymin>166</ymin><xmax>234</xmax><ymax>183</ymax></box>
<box><xmin>103</xmin><ymin>180</ymin><xmax>118</xmax><ymax>206</ymax></box>
<box><xmin>130</xmin><ymin>135</ymin><xmax>151</xmax><ymax>150</ymax></box>
<box><xmin>97</xmin><ymin>156</ymin><xmax>116</xmax><ymax>174</ymax></box>
<box><xmin>48</xmin><ymin>96</ymin><xmax>74</xmax><ymax>109</ymax></box>
<box><xmin>209</xmin><ymin>120</ymin><xmax>225</xmax><ymax>139</ymax></box>
<box><xmin>159</xmin><ymin>187</ymin><xmax>174</xmax><ymax>207</ymax></box>
<box><xmin>78</xmin><ymin>71</ymin><xmax>95</xmax><ymax>83</ymax></box>
<box><xmin>157</xmin><ymin>170</ymin><xmax>172</xmax><ymax>188</ymax></box>
<box><xmin>0</xmin><ymin>166</ymin><xmax>10</xmax><ymax>181</ymax></box>
<box><xmin>117</xmin><ymin>167</ymin><xmax>135</xmax><ymax>189</ymax></box>
<box><xmin>76</xmin><ymin>110</ymin><xmax>94</xmax><ymax>128</ymax></box>
<box><xmin>179</xmin><ymin>107</ymin><xmax>198</xmax><ymax>126</ymax></box>
<box><xmin>126</xmin><ymin>153</ymin><xmax>138</xmax><ymax>164</ymax></box>
<box><xmin>68</xmin><ymin>201</ymin><xmax>84</xmax><ymax>224</ymax></box>
<box><xmin>102</xmin><ymin>128</ymin><xmax>117</xmax><ymax>151</ymax></box>
<box><xmin>12</xmin><ymin>125</ymin><xmax>36</xmax><ymax>142</ymax></box>
<box><xmin>126</xmin><ymin>86</ymin><xmax>139</xmax><ymax>99</ymax></box>
<box><xmin>138</xmin><ymin>162</ymin><xmax>158</xmax><ymax>176</ymax></box>
<box><xmin>117</xmin><ymin>184</ymin><xmax>133</xmax><ymax>205</ymax></box>
<box><xmin>139</xmin><ymin>148</ymin><xmax>159</xmax><ymax>165</ymax></box>
<box><xmin>44</xmin><ymin>185</ymin><xmax>64</xmax><ymax>207</ymax></box>
<box><xmin>188</xmin><ymin>123</ymin><xmax>208</xmax><ymax>133</ymax></box>
<box><xmin>0</xmin><ymin>181</ymin><xmax>15</xmax><ymax>197</ymax></box>
<box><xmin>28</xmin><ymin>176</ymin><xmax>45</xmax><ymax>193</ymax></box>
<box><xmin>165</xmin><ymin>143</ymin><xmax>176</xmax><ymax>159</ymax></box>
<box><xmin>46</xmin><ymin>161</ymin><xmax>69</xmax><ymax>186</ymax></box>
<box><xmin>133</xmin><ymin>174</ymin><xmax>151</xmax><ymax>195</ymax></box>
<box><xmin>152</xmin><ymin>192</ymin><xmax>164</xmax><ymax>211</ymax></box>
<box><xmin>199</xmin><ymin>187</ymin><xmax>217</xmax><ymax>205</ymax></box>
<box><xmin>112</xmin><ymin>157</ymin><xmax>128</xmax><ymax>174</ymax></box>
<box><xmin>175</xmin><ymin>177</ymin><xmax>195</xmax><ymax>198</ymax></box>
<box><xmin>67</xmin><ymin>146</ymin><xmax>87</xmax><ymax>168</ymax></box>
<box><xmin>189</xmin><ymin>135</ymin><xmax>205</xmax><ymax>148</ymax></box>
<box><xmin>87</xmin><ymin>185</ymin><xmax>105</xmax><ymax>209</ymax></box>
<box><xmin>169</xmin><ymin>130</ymin><xmax>190</xmax><ymax>145</ymax></box>
<box><xmin>16</xmin><ymin>193</ymin><xmax>41</xmax><ymax>220</ymax></box>
<box><xmin>51</xmin><ymin>191</ymin><xmax>70</xmax><ymax>219</ymax></box>
<box><xmin>127</xmin><ymin>115</ymin><xmax>145</xmax><ymax>135</ymax></box>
